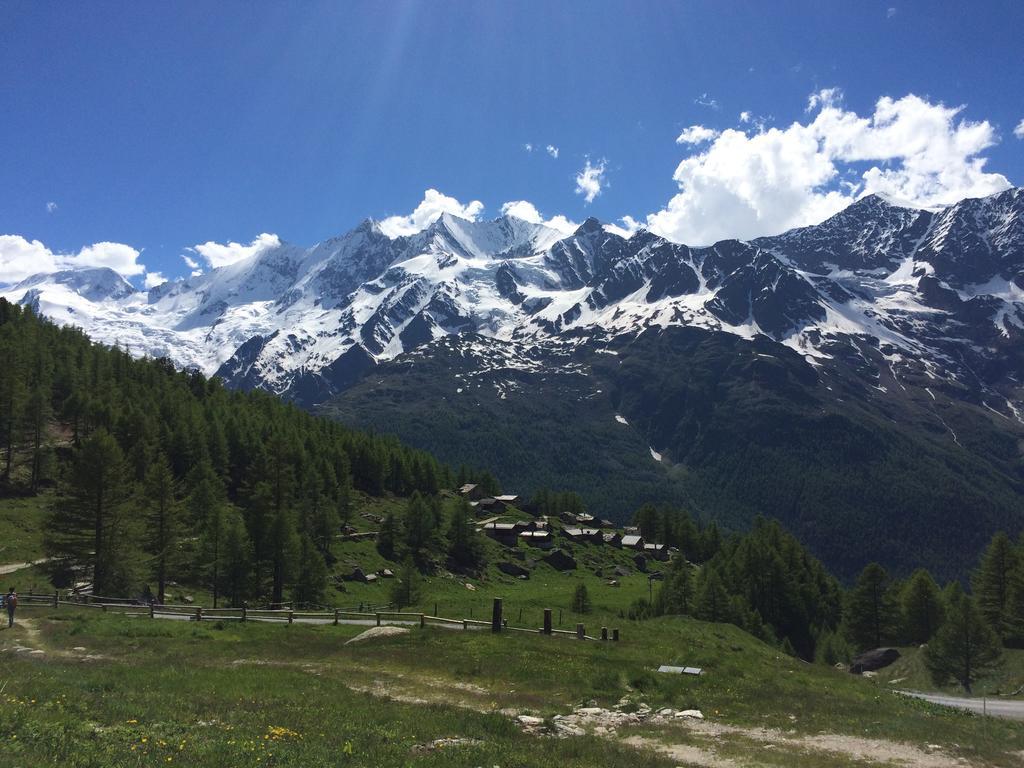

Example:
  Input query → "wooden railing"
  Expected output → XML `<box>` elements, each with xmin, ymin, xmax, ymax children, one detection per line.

<box><xmin>13</xmin><ymin>593</ymin><xmax>620</xmax><ymax>642</ymax></box>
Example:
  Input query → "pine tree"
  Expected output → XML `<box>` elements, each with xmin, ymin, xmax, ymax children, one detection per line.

<box><xmin>377</xmin><ymin>511</ymin><xmax>400</xmax><ymax>560</ymax></box>
<box><xmin>447</xmin><ymin>497</ymin><xmax>484</xmax><ymax>570</ymax></box>
<box><xmin>45</xmin><ymin>428</ymin><xmax>139</xmax><ymax>596</ymax></box>
<box><xmin>925</xmin><ymin>591</ymin><xmax>1002</xmax><ymax>693</ymax></box>
<box><xmin>900</xmin><ymin>568</ymin><xmax>944</xmax><ymax>644</ymax></box>
<box><xmin>656</xmin><ymin>554</ymin><xmax>694</xmax><ymax>615</ymax></box>
<box><xmin>143</xmin><ymin>455</ymin><xmax>181</xmax><ymax>604</ymax></box>
<box><xmin>390</xmin><ymin>557</ymin><xmax>422</xmax><ymax>609</ymax></box>
<box><xmin>221</xmin><ymin>511</ymin><xmax>253</xmax><ymax>608</ymax></box>
<box><xmin>269</xmin><ymin>506</ymin><xmax>300</xmax><ymax>607</ymax></box>
<box><xmin>292</xmin><ymin>533</ymin><xmax>328</xmax><ymax>608</ymax></box>
<box><xmin>0</xmin><ymin>327</ymin><xmax>27</xmax><ymax>482</ymax></box>
<box><xmin>973</xmin><ymin>532</ymin><xmax>1019</xmax><ymax>640</ymax></box>
<box><xmin>695</xmin><ymin>569</ymin><xmax>732</xmax><ymax>623</ymax></box>
<box><xmin>844</xmin><ymin>563</ymin><xmax>900</xmax><ymax>651</ymax></box>
<box><xmin>403</xmin><ymin>492</ymin><xmax>438</xmax><ymax>564</ymax></box>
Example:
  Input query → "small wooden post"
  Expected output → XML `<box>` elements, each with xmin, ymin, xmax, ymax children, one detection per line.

<box><xmin>419</xmin><ymin>613</ymin><xmax>425</xmax><ymax>629</ymax></box>
<box><xmin>518</xmin><ymin>606</ymin><xmax>523</xmax><ymax>623</ymax></box>
<box><xmin>576</xmin><ymin>623</ymin><xmax>585</xmax><ymax>640</ymax></box>
<box><xmin>462</xmin><ymin>619</ymin><xmax>468</xmax><ymax>630</ymax></box>
<box><xmin>196</xmin><ymin>607</ymin><xmax>203</xmax><ymax>621</ymax></box>
<box><xmin>434</xmin><ymin>602</ymin><xmax>437</xmax><ymax>617</ymax></box>
<box><xmin>491</xmin><ymin>598</ymin><xmax>503</xmax><ymax>633</ymax></box>
<box><xmin>334</xmin><ymin>609</ymin><xmax>340</xmax><ymax>626</ymax></box>
<box><xmin>559</xmin><ymin>609</ymin><xmax>562</xmax><ymax>626</ymax></box>
<box><xmin>543</xmin><ymin>608</ymin><xmax>553</xmax><ymax>635</ymax></box>
<box><xmin>601</xmin><ymin>626</ymin><xmax>608</xmax><ymax>641</ymax></box>
<box><xmin>376</xmin><ymin>613</ymin><xmax>381</xmax><ymax>627</ymax></box>
<box><xmin>53</xmin><ymin>590</ymin><xmax>58</xmax><ymax>608</ymax></box>
<box><xmin>288</xmin><ymin>610</ymin><xmax>294</xmax><ymax>624</ymax></box>
<box><xmin>101</xmin><ymin>603</ymin><xmax>107</xmax><ymax>613</ymax></box>
<box><xmin>149</xmin><ymin>603</ymin><xmax>155</xmax><ymax>619</ymax></box>
<box><xmin>612</xmin><ymin>628</ymin><xmax>619</xmax><ymax>642</ymax></box>
<box><xmin>241</xmin><ymin>605</ymin><xmax>247</xmax><ymax>622</ymax></box>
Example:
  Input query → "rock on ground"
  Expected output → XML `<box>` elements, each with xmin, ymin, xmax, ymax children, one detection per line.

<box><xmin>344</xmin><ymin>626</ymin><xmax>410</xmax><ymax>645</ymax></box>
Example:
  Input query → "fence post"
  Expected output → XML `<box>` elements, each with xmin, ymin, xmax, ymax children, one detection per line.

<box><xmin>288</xmin><ymin>610</ymin><xmax>294</xmax><ymax>624</ymax></box>
<box><xmin>241</xmin><ymin>606</ymin><xmax>247</xmax><ymax>622</ymax></box>
<box><xmin>462</xmin><ymin>619</ymin><xmax>468</xmax><ymax>630</ymax></box>
<box><xmin>376</xmin><ymin>613</ymin><xmax>381</xmax><ymax>627</ymax></box>
<box><xmin>491</xmin><ymin>598</ymin><xmax>503</xmax><ymax>633</ymax></box>
<box><xmin>601</xmin><ymin>626</ymin><xmax>608</xmax><ymax>641</ymax></box>
<box><xmin>334</xmin><ymin>609</ymin><xmax>339</xmax><ymax>626</ymax></box>
<box><xmin>196</xmin><ymin>607</ymin><xmax>203</xmax><ymax>622</ymax></box>
<box><xmin>576</xmin><ymin>623</ymin><xmax>585</xmax><ymax>640</ymax></box>
<box><xmin>150</xmin><ymin>603</ymin><xmax>155</xmax><ymax>619</ymax></box>
<box><xmin>543</xmin><ymin>608</ymin><xmax>552</xmax><ymax>635</ymax></box>
<box><xmin>612</xmin><ymin>628</ymin><xmax>619</xmax><ymax>642</ymax></box>
<box><xmin>101</xmin><ymin>603</ymin><xmax>107</xmax><ymax>613</ymax></box>
<box><xmin>53</xmin><ymin>591</ymin><xmax>58</xmax><ymax>608</ymax></box>
<box><xmin>419</xmin><ymin>613</ymin><xmax>425</xmax><ymax>629</ymax></box>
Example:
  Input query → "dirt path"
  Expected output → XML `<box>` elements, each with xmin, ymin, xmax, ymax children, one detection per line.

<box><xmin>629</xmin><ymin>718</ymin><xmax>971</xmax><ymax>768</ymax></box>
<box><xmin>0</xmin><ymin>558</ymin><xmax>52</xmax><ymax>576</ymax></box>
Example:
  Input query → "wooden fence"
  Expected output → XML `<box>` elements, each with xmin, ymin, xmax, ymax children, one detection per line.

<box><xmin>13</xmin><ymin>593</ymin><xmax>621</xmax><ymax>642</ymax></box>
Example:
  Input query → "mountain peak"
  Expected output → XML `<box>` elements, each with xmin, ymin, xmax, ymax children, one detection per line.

<box><xmin>575</xmin><ymin>217</ymin><xmax>604</xmax><ymax>235</ymax></box>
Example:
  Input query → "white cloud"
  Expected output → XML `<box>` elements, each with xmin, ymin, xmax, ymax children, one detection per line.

<box><xmin>574</xmin><ymin>159</ymin><xmax>607</xmax><ymax>204</ymax></box>
<box><xmin>1014</xmin><ymin>118</ymin><xmax>1024</xmax><ymax>139</ymax></box>
<box><xmin>378</xmin><ymin>189</ymin><xmax>485</xmax><ymax>238</ymax></box>
<box><xmin>676</xmin><ymin>125</ymin><xmax>719</xmax><ymax>145</ymax></box>
<box><xmin>190</xmin><ymin>232</ymin><xmax>281</xmax><ymax>269</ymax></box>
<box><xmin>887</xmin><ymin>7</ymin><xmax>897</xmax><ymax>18</ymax></box>
<box><xmin>739</xmin><ymin>111</ymin><xmax>751</xmax><ymax>124</ymax></box>
<box><xmin>523</xmin><ymin>143</ymin><xmax>534</xmax><ymax>152</ymax></box>
<box><xmin>46</xmin><ymin>201</ymin><xmax>58</xmax><ymax>214</ymax></box>
<box><xmin>143</xmin><ymin>271</ymin><xmax>166</xmax><ymax>289</ymax></box>
<box><xmin>604</xmin><ymin>215</ymin><xmax>643</xmax><ymax>239</ymax></box>
<box><xmin>695</xmin><ymin>93</ymin><xmax>720</xmax><ymax>110</ymax></box>
<box><xmin>500</xmin><ymin>200</ymin><xmax>578</xmax><ymax>235</ymax></box>
<box><xmin>182</xmin><ymin>254</ymin><xmax>200</xmax><ymax>270</ymax></box>
<box><xmin>0</xmin><ymin>235</ymin><xmax>145</xmax><ymax>283</ymax></box>
<box><xmin>546</xmin><ymin>144</ymin><xmax>559</xmax><ymax>159</ymax></box>
<box><xmin>645</xmin><ymin>89</ymin><xmax>1011</xmax><ymax>245</ymax></box>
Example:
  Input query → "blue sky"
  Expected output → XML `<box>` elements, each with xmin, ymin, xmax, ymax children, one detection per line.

<box><xmin>1</xmin><ymin>1</ymin><xmax>1023</xmax><ymax>285</ymax></box>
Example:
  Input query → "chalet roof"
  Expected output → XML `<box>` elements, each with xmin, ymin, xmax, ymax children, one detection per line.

<box><xmin>459</xmin><ymin>483</ymin><xmax>478</xmax><ymax>494</ymax></box>
<box><xmin>643</xmin><ymin>542</ymin><xmax>666</xmax><ymax>550</ymax></box>
<box><xmin>622</xmin><ymin>535</ymin><xmax>644</xmax><ymax>547</ymax></box>
<box><xmin>495</xmin><ymin>494</ymin><xmax>520</xmax><ymax>502</ymax></box>
<box><xmin>484</xmin><ymin>522</ymin><xmax>516</xmax><ymax>531</ymax></box>
<box><xmin>564</xmin><ymin>527</ymin><xmax>600</xmax><ymax>537</ymax></box>
<box><xmin>519</xmin><ymin>530</ymin><xmax>551</xmax><ymax>538</ymax></box>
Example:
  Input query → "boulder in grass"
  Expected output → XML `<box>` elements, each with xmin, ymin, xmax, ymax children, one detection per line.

<box><xmin>497</xmin><ymin>561</ymin><xmax>530</xmax><ymax>578</ymax></box>
<box><xmin>850</xmin><ymin>647</ymin><xmax>900</xmax><ymax>674</ymax></box>
<box><xmin>543</xmin><ymin>549</ymin><xmax>577</xmax><ymax>571</ymax></box>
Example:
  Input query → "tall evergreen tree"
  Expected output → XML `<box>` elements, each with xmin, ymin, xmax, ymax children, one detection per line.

<box><xmin>844</xmin><ymin>563</ymin><xmax>900</xmax><ymax>650</ymax></box>
<box><xmin>695</xmin><ymin>568</ymin><xmax>732</xmax><ymax>623</ymax></box>
<box><xmin>973</xmin><ymin>532</ymin><xmax>1019</xmax><ymax>640</ymax></box>
<box><xmin>447</xmin><ymin>497</ymin><xmax>485</xmax><ymax>570</ymax></box>
<box><xmin>900</xmin><ymin>568</ymin><xmax>944</xmax><ymax>644</ymax></box>
<box><xmin>656</xmin><ymin>554</ymin><xmax>695</xmax><ymax>615</ymax></box>
<box><xmin>221</xmin><ymin>511</ymin><xmax>253</xmax><ymax>608</ymax></box>
<box><xmin>45</xmin><ymin>429</ymin><xmax>139</xmax><ymax>596</ymax></box>
<box><xmin>143</xmin><ymin>455</ymin><xmax>181</xmax><ymax>604</ymax></box>
<box><xmin>292</xmin><ymin>533</ymin><xmax>328</xmax><ymax>608</ymax></box>
<box><xmin>925</xmin><ymin>590</ymin><xmax>1002</xmax><ymax>693</ymax></box>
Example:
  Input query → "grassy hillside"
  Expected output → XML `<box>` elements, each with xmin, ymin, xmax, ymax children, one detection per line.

<box><xmin>3</xmin><ymin>605</ymin><xmax>1024</xmax><ymax>767</ymax></box>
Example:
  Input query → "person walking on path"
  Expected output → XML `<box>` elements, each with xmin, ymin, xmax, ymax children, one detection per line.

<box><xmin>5</xmin><ymin>586</ymin><xmax>16</xmax><ymax>627</ymax></box>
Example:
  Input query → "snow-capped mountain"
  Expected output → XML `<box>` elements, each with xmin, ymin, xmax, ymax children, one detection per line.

<box><xmin>3</xmin><ymin>188</ymin><xmax>1023</xmax><ymax>415</ymax></box>
<box><xmin>6</xmin><ymin>188</ymin><xmax>1024</xmax><ymax>577</ymax></box>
